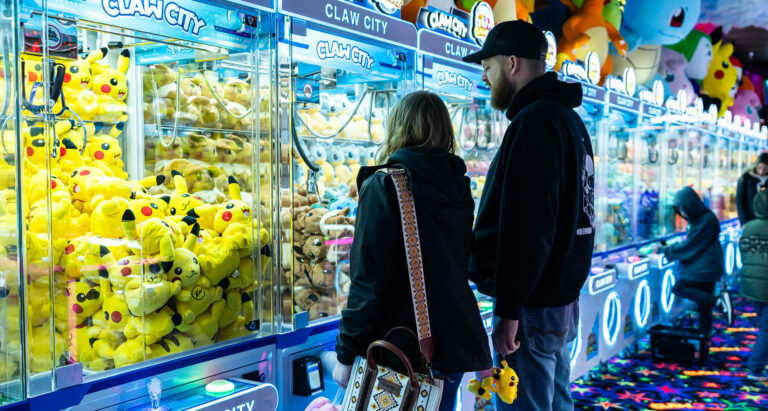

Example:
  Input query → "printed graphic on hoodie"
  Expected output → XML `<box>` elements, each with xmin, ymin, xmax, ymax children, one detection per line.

<box><xmin>579</xmin><ymin>154</ymin><xmax>595</xmax><ymax>236</ymax></box>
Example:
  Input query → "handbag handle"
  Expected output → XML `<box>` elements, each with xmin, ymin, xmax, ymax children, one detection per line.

<box><xmin>378</xmin><ymin>168</ymin><xmax>435</xmax><ymax>368</ymax></box>
<box><xmin>383</xmin><ymin>326</ymin><xmax>419</xmax><ymax>343</ymax></box>
<box><xmin>366</xmin><ymin>341</ymin><xmax>421</xmax><ymax>391</ymax></box>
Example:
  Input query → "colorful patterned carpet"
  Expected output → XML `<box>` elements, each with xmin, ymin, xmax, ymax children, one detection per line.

<box><xmin>571</xmin><ymin>296</ymin><xmax>768</xmax><ymax>410</ymax></box>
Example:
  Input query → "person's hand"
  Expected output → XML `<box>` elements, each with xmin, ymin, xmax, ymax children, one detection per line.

<box><xmin>332</xmin><ymin>363</ymin><xmax>353</xmax><ymax>389</ymax></box>
<box><xmin>492</xmin><ymin>318</ymin><xmax>520</xmax><ymax>357</ymax></box>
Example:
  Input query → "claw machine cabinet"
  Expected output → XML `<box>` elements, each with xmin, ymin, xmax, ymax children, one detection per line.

<box><xmin>601</xmin><ymin>74</ymin><xmax>640</xmax><ymax>252</ymax></box>
<box><xmin>0</xmin><ymin>0</ymin><xmax>25</xmax><ymax>405</ymax></box>
<box><xmin>635</xmin><ymin>84</ymin><xmax>666</xmax><ymax>243</ymax></box>
<box><xmin>15</xmin><ymin>0</ymin><xmax>278</xmax><ymax>406</ymax></box>
<box><xmin>275</xmin><ymin>0</ymin><xmax>416</xmax><ymax>408</ymax></box>
<box><xmin>414</xmin><ymin>2</ymin><xmax>498</xmax><ymax>216</ymax></box>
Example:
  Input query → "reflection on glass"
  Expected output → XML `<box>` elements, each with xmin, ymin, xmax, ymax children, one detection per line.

<box><xmin>604</xmin><ymin>114</ymin><xmax>633</xmax><ymax>248</ymax></box>
<box><xmin>638</xmin><ymin>133</ymin><xmax>661</xmax><ymax>240</ymax></box>
<box><xmin>661</xmin><ymin>129</ymin><xmax>685</xmax><ymax>234</ymax></box>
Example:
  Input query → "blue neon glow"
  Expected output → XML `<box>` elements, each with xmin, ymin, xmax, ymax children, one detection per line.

<box><xmin>569</xmin><ymin>317</ymin><xmax>582</xmax><ymax>366</ymax></box>
<box><xmin>634</xmin><ymin>280</ymin><xmax>651</xmax><ymax>328</ymax></box>
<box><xmin>662</xmin><ymin>269</ymin><xmax>675</xmax><ymax>313</ymax></box>
<box><xmin>603</xmin><ymin>292</ymin><xmax>621</xmax><ymax>346</ymax></box>
<box><xmin>725</xmin><ymin>243</ymin><xmax>735</xmax><ymax>275</ymax></box>
<box><xmin>736</xmin><ymin>246</ymin><xmax>743</xmax><ymax>270</ymax></box>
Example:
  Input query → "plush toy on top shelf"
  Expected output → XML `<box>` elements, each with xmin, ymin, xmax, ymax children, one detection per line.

<box><xmin>91</xmin><ymin>49</ymin><xmax>131</xmax><ymax>122</ymax></box>
<box><xmin>658</xmin><ymin>47</ymin><xmax>696</xmax><ymax>106</ymax></box>
<box><xmin>701</xmin><ymin>29</ymin><xmax>738</xmax><ymax>117</ymax></box>
<box><xmin>61</xmin><ymin>48</ymin><xmax>105</xmax><ymax>121</ymax></box>
<box><xmin>667</xmin><ymin>29</ymin><xmax>712</xmax><ymax>94</ymax></box>
<box><xmin>328</xmin><ymin>147</ymin><xmax>352</xmax><ymax>187</ymax></box>
<box><xmin>557</xmin><ymin>0</ymin><xmax>628</xmax><ymax>81</ymax></box>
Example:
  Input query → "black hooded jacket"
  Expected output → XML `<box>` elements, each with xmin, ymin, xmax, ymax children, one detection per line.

<box><xmin>663</xmin><ymin>187</ymin><xmax>725</xmax><ymax>283</ymax></box>
<box><xmin>469</xmin><ymin>72</ymin><xmax>595</xmax><ymax>320</ymax></box>
<box><xmin>737</xmin><ymin>171</ymin><xmax>766</xmax><ymax>225</ymax></box>
<box><xmin>336</xmin><ymin>147</ymin><xmax>492</xmax><ymax>373</ymax></box>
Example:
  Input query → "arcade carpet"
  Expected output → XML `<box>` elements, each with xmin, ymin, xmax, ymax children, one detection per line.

<box><xmin>571</xmin><ymin>296</ymin><xmax>768</xmax><ymax>410</ymax></box>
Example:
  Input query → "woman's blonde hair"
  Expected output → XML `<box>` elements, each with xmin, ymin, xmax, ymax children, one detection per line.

<box><xmin>376</xmin><ymin>91</ymin><xmax>456</xmax><ymax>164</ymax></box>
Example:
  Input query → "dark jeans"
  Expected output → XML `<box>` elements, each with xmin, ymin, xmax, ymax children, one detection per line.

<box><xmin>437</xmin><ymin>372</ymin><xmax>463</xmax><ymax>411</ymax></box>
<box><xmin>672</xmin><ymin>279</ymin><xmax>716</xmax><ymax>332</ymax></box>
<box><xmin>748</xmin><ymin>302</ymin><xmax>768</xmax><ymax>374</ymax></box>
<box><xmin>494</xmin><ymin>300</ymin><xmax>579</xmax><ymax>411</ymax></box>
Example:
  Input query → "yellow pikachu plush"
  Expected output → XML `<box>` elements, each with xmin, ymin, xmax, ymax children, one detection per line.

<box><xmin>61</xmin><ymin>48</ymin><xmax>104</xmax><ymax>120</ymax></box>
<box><xmin>68</xmin><ymin>324</ymin><xmax>112</xmax><ymax>371</ymax></box>
<box><xmin>124</xmin><ymin>261</ymin><xmax>181</xmax><ymax>315</ymax></box>
<box><xmin>157</xmin><ymin>170</ymin><xmax>205</xmax><ymax>219</ymax></box>
<box><xmin>148</xmin><ymin>332</ymin><xmax>198</xmax><ymax>361</ymax></box>
<box><xmin>58</xmin><ymin>122</ymin><xmax>95</xmax><ymax>183</ymax></box>
<box><xmin>112</xmin><ymin>337</ymin><xmax>150</xmax><ymax>368</ymax></box>
<box><xmin>121</xmin><ymin>209</ymin><xmax>183</xmax><ymax>272</ymax></box>
<box><xmin>89</xmin><ymin>196</ymin><xmax>131</xmax><ymax>239</ymax></box>
<box><xmin>88</xmin><ymin>279</ymin><xmax>130</xmax><ymax>360</ymax></box>
<box><xmin>84</xmin><ymin>124</ymin><xmax>128</xmax><ymax>179</ymax></box>
<box><xmin>123</xmin><ymin>305</ymin><xmax>182</xmax><ymax>344</ymax></box>
<box><xmin>66</xmin><ymin>279</ymin><xmax>104</xmax><ymax>326</ymax></box>
<box><xmin>69</xmin><ymin>166</ymin><xmax>132</xmax><ymax>213</ymax></box>
<box><xmin>178</xmin><ymin>299</ymin><xmax>225</xmax><ymax>346</ymax></box>
<box><xmin>91</xmin><ymin>49</ymin><xmax>130</xmax><ymax>122</ymax></box>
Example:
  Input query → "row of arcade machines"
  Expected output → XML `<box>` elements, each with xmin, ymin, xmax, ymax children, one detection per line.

<box><xmin>0</xmin><ymin>0</ymin><xmax>764</xmax><ymax>409</ymax></box>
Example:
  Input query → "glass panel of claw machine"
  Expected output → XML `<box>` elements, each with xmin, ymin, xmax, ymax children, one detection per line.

<box><xmin>276</xmin><ymin>1</ymin><xmax>417</xmax><ymax>328</ymax></box>
<box><xmin>602</xmin><ymin>90</ymin><xmax>640</xmax><ymax>251</ymax></box>
<box><xmin>700</xmin><ymin>126</ymin><xmax>717</xmax><ymax>213</ymax></box>
<box><xmin>19</xmin><ymin>0</ymin><xmax>274</xmax><ymax>395</ymax></box>
<box><xmin>636</xmin><ymin>105</ymin><xmax>665</xmax><ymax>242</ymax></box>
<box><xmin>716</xmin><ymin>126</ymin><xmax>735</xmax><ymax>220</ymax></box>
<box><xmin>0</xmin><ymin>0</ymin><xmax>24</xmax><ymax>404</ymax></box>
<box><xmin>415</xmin><ymin>28</ymin><xmax>497</xmax><ymax>215</ymax></box>
<box><xmin>660</xmin><ymin>122</ymin><xmax>686</xmax><ymax>235</ymax></box>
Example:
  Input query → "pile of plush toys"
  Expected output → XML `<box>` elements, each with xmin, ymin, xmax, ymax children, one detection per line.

<box><xmin>142</xmin><ymin>64</ymin><xmax>271</xmax><ymax>209</ymax></box>
<box><xmin>296</xmin><ymin>93</ymin><xmax>386</xmax><ymax>144</ymax></box>
<box><xmin>279</xmin><ymin>184</ymin><xmax>356</xmax><ymax>322</ymax></box>
<box><xmin>0</xmin><ymin>48</ymin><xmax>271</xmax><ymax>376</ymax></box>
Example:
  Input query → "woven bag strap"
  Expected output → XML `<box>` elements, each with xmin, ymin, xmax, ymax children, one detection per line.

<box><xmin>379</xmin><ymin>168</ymin><xmax>434</xmax><ymax>366</ymax></box>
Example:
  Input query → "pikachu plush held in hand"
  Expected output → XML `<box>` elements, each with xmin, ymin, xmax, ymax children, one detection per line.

<box><xmin>467</xmin><ymin>360</ymin><xmax>519</xmax><ymax>404</ymax></box>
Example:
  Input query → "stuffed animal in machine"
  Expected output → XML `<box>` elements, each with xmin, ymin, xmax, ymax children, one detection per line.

<box><xmin>66</xmin><ymin>280</ymin><xmax>104</xmax><ymax>326</ymax></box>
<box><xmin>123</xmin><ymin>305</ymin><xmax>182</xmax><ymax>345</ymax></box>
<box><xmin>452</xmin><ymin>0</ymin><xmax>519</xmax><ymax>23</ymax></box>
<box><xmin>701</xmin><ymin>33</ymin><xmax>738</xmax><ymax>117</ymax></box>
<box><xmin>61</xmin><ymin>48</ymin><xmax>105</xmax><ymax>120</ymax></box>
<box><xmin>147</xmin><ymin>332</ymin><xmax>198</xmax><ymax>361</ymax></box>
<box><xmin>121</xmin><ymin>209</ymin><xmax>183</xmax><ymax>273</ymax></box>
<box><xmin>68</xmin><ymin>166</ymin><xmax>132</xmax><ymax>213</ymax></box>
<box><xmin>178</xmin><ymin>299</ymin><xmax>226</xmax><ymax>346</ymax></box>
<box><xmin>89</xmin><ymin>197</ymin><xmax>131</xmax><ymax>238</ymax></box>
<box><xmin>467</xmin><ymin>360</ymin><xmax>519</xmax><ymax>404</ymax></box>
<box><xmin>556</xmin><ymin>0</ymin><xmax>628</xmax><ymax>81</ymax></box>
<box><xmin>28</xmin><ymin>325</ymin><xmax>67</xmax><ymax>373</ymax></box>
<box><xmin>88</xmin><ymin>279</ymin><xmax>131</xmax><ymax>361</ymax></box>
<box><xmin>91</xmin><ymin>49</ymin><xmax>131</xmax><ymax>122</ymax></box>
<box><xmin>112</xmin><ymin>337</ymin><xmax>150</xmax><ymax>368</ymax></box>
<box><xmin>186</xmin><ymin>133</ymin><xmax>217</xmax><ymax>163</ymax></box>
<box><xmin>124</xmin><ymin>261</ymin><xmax>181</xmax><ymax>315</ymax></box>
<box><xmin>658</xmin><ymin>47</ymin><xmax>696</xmax><ymax>106</ymax></box>
<box><xmin>328</xmin><ymin>147</ymin><xmax>352</xmax><ymax>187</ymax></box>
<box><xmin>617</xmin><ymin>0</ymin><xmax>701</xmax><ymax>53</ymax></box>
<box><xmin>23</xmin><ymin>120</ymin><xmax>72</xmax><ymax>178</ymax></box>
<box><xmin>58</xmin><ymin>122</ymin><xmax>94</xmax><ymax>183</ymax></box>
<box><xmin>157</xmin><ymin>170</ymin><xmax>205</xmax><ymax>219</ymax></box>
<box><xmin>83</xmin><ymin>122</ymin><xmax>128</xmax><ymax>179</ymax></box>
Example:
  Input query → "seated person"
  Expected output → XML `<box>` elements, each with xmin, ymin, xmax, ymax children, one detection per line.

<box><xmin>661</xmin><ymin>187</ymin><xmax>732</xmax><ymax>333</ymax></box>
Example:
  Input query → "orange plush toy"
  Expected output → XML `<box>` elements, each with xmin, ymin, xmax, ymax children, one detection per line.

<box><xmin>556</xmin><ymin>0</ymin><xmax>628</xmax><ymax>82</ymax></box>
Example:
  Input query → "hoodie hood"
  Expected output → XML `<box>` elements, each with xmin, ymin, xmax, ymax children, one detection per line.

<box><xmin>673</xmin><ymin>187</ymin><xmax>710</xmax><ymax>221</ymax></box>
<box><xmin>754</xmin><ymin>189</ymin><xmax>768</xmax><ymax>219</ymax></box>
<box><xmin>506</xmin><ymin>71</ymin><xmax>583</xmax><ymax>121</ymax></box>
<box><xmin>357</xmin><ymin>147</ymin><xmax>470</xmax><ymax>203</ymax></box>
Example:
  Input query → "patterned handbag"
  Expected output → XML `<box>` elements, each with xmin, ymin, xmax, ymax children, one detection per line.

<box><xmin>340</xmin><ymin>169</ymin><xmax>444</xmax><ymax>411</ymax></box>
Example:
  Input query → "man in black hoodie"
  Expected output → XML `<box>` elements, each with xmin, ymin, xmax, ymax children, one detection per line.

<box><xmin>464</xmin><ymin>21</ymin><xmax>595</xmax><ymax>410</ymax></box>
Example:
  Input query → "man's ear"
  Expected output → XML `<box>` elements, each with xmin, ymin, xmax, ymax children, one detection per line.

<box><xmin>506</xmin><ymin>55</ymin><xmax>520</xmax><ymax>78</ymax></box>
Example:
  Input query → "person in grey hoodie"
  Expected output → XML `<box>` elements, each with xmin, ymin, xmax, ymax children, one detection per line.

<box><xmin>663</xmin><ymin>187</ymin><xmax>731</xmax><ymax>332</ymax></box>
<box><xmin>738</xmin><ymin>189</ymin><xmax>768</xmax><ymax>381</ymax></box>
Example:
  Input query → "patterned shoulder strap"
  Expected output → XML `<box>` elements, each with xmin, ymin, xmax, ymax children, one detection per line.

<box><xmin>378</xmin><ymin>168</ymin><xmax>434</xmax><ymax>367</ymax></box>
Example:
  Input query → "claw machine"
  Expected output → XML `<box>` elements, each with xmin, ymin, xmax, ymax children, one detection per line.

<box><xmin>414</xmin><ymin>2</ymin><xmax>499</xmax><ymax>215</ymax></box>
<box><xmin>0</xmin><ymin>0</ymin><xmax>25</xmax><ymax>405</ymax></box>
<box><xmin>274</xmin><ymin>0</ymin><xmax>416</xmax><ymax>408</ymax></box>
<box><xmin>12</xmin><ymin>0</ymin><xmax>280</xmax><ymax>407</ymax></box>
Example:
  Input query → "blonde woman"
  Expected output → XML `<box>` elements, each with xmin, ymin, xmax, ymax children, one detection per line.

<box><xmin>333</xmin><ymin>91</ymin><xmax>491</xmax><ymax>409</ymax></box>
